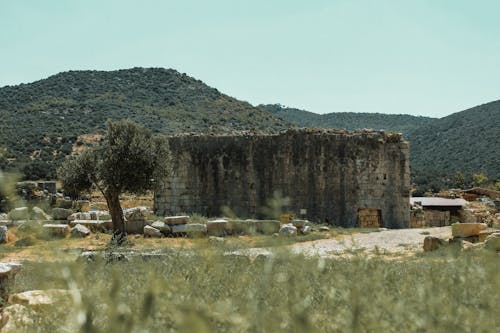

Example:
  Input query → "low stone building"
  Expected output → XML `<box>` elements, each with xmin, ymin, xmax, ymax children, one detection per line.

<box><xmin>410</xmin><ymin>197</ymin><xmax>467</xmax><ymax>227</ymax></box>
<box><xmin>154</xmin><ymin>129</ymin><xmax>411</xmax><ymax>228</ymax></box>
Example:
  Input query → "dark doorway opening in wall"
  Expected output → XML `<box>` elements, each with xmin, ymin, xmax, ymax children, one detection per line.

<box><xmin>358</xmin><ymin>208</ymin><xmax>382</xmax><ymax>228</ymax></box>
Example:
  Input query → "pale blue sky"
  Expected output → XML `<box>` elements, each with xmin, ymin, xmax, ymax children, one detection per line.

<box><xmin>1</xmin><ymin>0</ymin><xmax>499</xmax><ymax>117</ymax></box>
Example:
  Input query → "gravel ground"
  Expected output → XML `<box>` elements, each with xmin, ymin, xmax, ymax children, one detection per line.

<box><xmin>290</xmin><ymin>226</ymin><xmax>452</xmax><ymax>257</ymax></box>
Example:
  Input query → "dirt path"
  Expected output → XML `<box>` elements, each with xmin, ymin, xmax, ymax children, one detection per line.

<box><xmin>290</xmin><ymin>227</ymin><xmax>452</xmax><ymax>256</ymax></box>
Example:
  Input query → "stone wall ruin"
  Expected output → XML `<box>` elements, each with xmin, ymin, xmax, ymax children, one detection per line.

<box><xmin>154</xmin><ymin>129</ymin><xmax>410</xmax><ymax>228</ymax></box>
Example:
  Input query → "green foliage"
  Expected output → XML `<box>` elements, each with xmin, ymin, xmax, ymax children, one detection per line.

<box><xmin>58</xmin><ymin>120</ymin><xmax>160</xmax><ymax>238</ymax></box>
<box><xmin>0</xmin><ymin>68</ymin><xmax>285</xmax><ymax>179</ymax></box>
<box><xmin>8</xmin><ymin>248</ymin><xmax>500</xmax><ymax>332</ymax></box>
<box><xmin>472</xmin><ymin>172</ymin><xmax>489</xmax><ymax>187</ymax></box>
<box><xmin>266</xmin><ymin>102</ymin><xmax>500</xmax><ymax>193</ymax></box>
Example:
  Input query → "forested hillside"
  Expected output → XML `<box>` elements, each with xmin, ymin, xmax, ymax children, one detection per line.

<box><xmin>262</xmin><ymin>103</ymin><xmax>499</xmax><ymax>193</ymax></box>
<box><xmin>260</xmin><ymin>104</ymin><xmax>435</xmax><ymax>134</ymax></box>
<box><xmin>0</xmin><ymin>68</ymin><xmax>285</xmax><ymax>178</ymax></box>
<box><xmin>409</xmin><ymin>100</ymin><xmax>500</xmax><ymax>192</ymax></box>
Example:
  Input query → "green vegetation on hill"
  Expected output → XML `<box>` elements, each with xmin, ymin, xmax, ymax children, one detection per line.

<box><xmin>263</xmin><ymin>103</ymin><xmax>499</xmax><ymax>193</ymax></box>
<box><xmin>0</xmin><ymin>68</ymin><xmax>285</xmax><ymax>179</ymax></box>
<box><xmin>409</xmin><ymin>100</ymin><xmax>500</xmax><ymax>193</ymax></box>
<box><xmin>260</xmin><ymin>104</ymin><xmax>435</xmax><ymax>134</ymax></box>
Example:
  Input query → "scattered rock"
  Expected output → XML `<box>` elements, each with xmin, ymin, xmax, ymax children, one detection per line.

<box><xmin>0</xmin><ymin>213</ymin><xmax>7</xmax><ymax>221</ymax></box>
<box><xmin>30</xmin><ymin>206</ymin><xmax>50</xmax><ymax>221</ymax></box>
<box><xmin>75</xmin><ymin>200</ymin><xmax>90</xmax><ymax>212</ymax></box>
<box><xmin>42</xmin><ymin>224</ymin><xmax>70</xmax><ymax>237</ymax></box>
<box><xmin>423</xmin><ymin>236</ymin><xmax>446</xmax><ymax>252</ymax></box>
<box><xmin>164</xmin><ymin>215</ymin><xmax>190</xmax><ymax>226</ymax></box>
<box><xmin>144</xmin><ymin>225</ymin><xmax>162</xmax><ymax>238</ymax></box>
<box><xmin>319</xmin><ymin>226</ymin><xmax>330</xmax><ymax>232</ymax></box>
<box><xmin>171</xmin><ymin>223</ymin><xmax>207</xmax><ymax>237</ymax></box>
<box><xmin>451</xmin><ymin>223</ymin><xmax>487</xmax><ymax>238</ymax></box>
<box><xmin>0</xmin><ymin>262</ymin><xmax>22</xmax><ymax>290</ymax></box>
<box><xmin>124</xmin><ymin>219</ymin><xmax>146</xmax><ymax>234</ymax></box>
<box><xmin>124</xmin><ymin>206</ymin><xmax>152</xmax><ymax>222</ymax></box>
<box><xmin>89</xmin><ymin>210</ymin><xmax>111</xmax><ymax>220</ymax></box>
<box><xmin>151</xmin><ymin>221</ymin><xmax>171</xmax><ymax>235</ymax></box>
<box><xmin>0</xmin><ymin>225</ymin><xmax>7</xmax><ymax>243</ymax></box>
<box><xmin>301</xmin><ymin>225</ymin><xmax>312</xmax><ymax>235</ymax></box>
<box><xmin>484</xmin><ymin>233</ymin><xmax>500</xmax><ymax>252</ymax></box>
<box><xmin>206</xmin><ymin>219</ymin><xmax>229</xmax><ymax>236</ymax></box>
<box><xmin>51</xmin><ymin>208</ymin><xmax>73</xmax><ymax>220</ymax></box>
<box><xmin>0</xmin><ymin>304</ymin><xmax>35</xmax><ymax>332</ymax></box>
<box><xmin>71</xmin><ymin>224</ymin><xmax>90</xmax><ymax>238</ymax></box>
<box><xmin>279</xmin><ymin>224</ymin><xmax>297</xmax><ymax>236</ymax></box>
<box><xmin>8</xmin><ymin>207</ymin><xmax>29</xmax><ymax>221</ymax></box>
<box><xmin>68</xmin><ymin>212</ymin><xmax>91</xmax><ymax>221</ymax></box>
<box><xmin>69</xmin><ymin>220</ymin><xmax>112</xmax><ymax>232</ymax></box>
<box><xmin>8</xmin><ymin>289</ymin><xmax>72</xmax><ymax>310</ymax></box>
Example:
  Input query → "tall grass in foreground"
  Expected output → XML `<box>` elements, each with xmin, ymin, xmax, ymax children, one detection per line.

<box><xmin>8</xmin><ymin>246</ymin><xmax>500</xmax><ymax>333</ymax></box>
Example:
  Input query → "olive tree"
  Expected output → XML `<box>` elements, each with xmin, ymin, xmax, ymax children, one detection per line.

<box><xmin>58</xmin><ymin>120</ymin><xmax>165</xmax><ymax>242</ymax></box>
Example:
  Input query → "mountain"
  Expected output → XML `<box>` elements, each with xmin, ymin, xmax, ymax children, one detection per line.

<box><xmin>260</xmin><ymin>104</ymin><xmax>435</xmax><ymax>134</ymax></box>
<box><xmin>0</xmin><ymin>68</ymin><xmax>286</xmax><ymax>178</ymax></box>
<box><xmin>409</xmin><ymin>100</ymin><xmax>500</xmax><ymax>191</ymax></box>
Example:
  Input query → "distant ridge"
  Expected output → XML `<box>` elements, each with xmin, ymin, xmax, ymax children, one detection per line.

<box><xmin>259</xmin><ymin>104</ymin><xmax>435</xmax><ymax>134</ymax></box>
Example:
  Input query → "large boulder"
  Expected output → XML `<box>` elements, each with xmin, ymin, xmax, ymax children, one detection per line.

<box><xmin>0</xmin><ymin>213</ymin><xmax>7</xmax><ymax>221</ymax></box>
<box><xmin>8</xmin><ymin>207</ymin><xmax>29</xmax><ymax>221</ymax></box>
<box><xmin>0</xmin><ymin>304</ymin><xmax>35</xmax><ymax>332</ymax></box>
<box><xmin>423</xmin><ymin>236</ymin><xmax>446</xmax><ymax>252</ymax></box>
<box><xmin>279</xmin><ymin>224</ymin><xmax>297</xmax><ymax>236</ymax></box>
<box><xmin>124</xmin><ymin>206</ymin><xmax>152</xmax><ymax>222</ymax></box>
<box><xmin>0</xmin><ymin>262</ymin><xmax>22</xmax><ymax>290</ymax></box>
<box><xmin>206</xmin><ymin>219</ymin><xmax>229</xmax><ymax>236</ymax></box>
<box><xmin>8</xmin><ymin>289</ymin><xmax>73</xmax><ymax>310</ymax></box>
<box><xmin>151</xmin><ymin>221</ymin><xmax>171</xmax><ymax>235</ymax></box>
<box><xmin>171</xmin><ymin>223</ymin><xmax>207</xmax><ymax>237</ymax></box>
<box><xmin>484</xmin><ymin>233</ymin><xmax>500</xmax><ymax>252</ymax></box>
<box><xmin>71</xmin><ymin>224</ymin><xmax>90</xmax><ymax>238</ymax></box>
<box><xmin>451</xmin><ymin>223</ymin><xmax>487</xmax><ymax>238</ymax></box>
<box><xmin>164</xmin><ymin>215</ymin><xmax>190</xmax><ymax>226</ymax></box>
<box><xmin>51</xmin><ymin>208</ymin><xmax>73</xmax><ymax>221</ymax></box>
<box><xmin>74</xmin><ymin>200</ymin><xmax>90</xmax><ymax>212</ymax></box>
<box><xmin>144</xmin><ymin>225</ymin><xmax>163</xmax><ymax>238</ymax></box>
<box><xmin>30</xmin><ymin>207</ymin><xmax>50</xmax><ymax>221</ymax></box>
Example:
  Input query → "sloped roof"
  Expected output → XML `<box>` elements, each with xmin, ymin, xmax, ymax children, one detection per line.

<box><xmin>410</xmin><ymin>197</ymin><xmax>468</xmax><ymax>207</ymax></box>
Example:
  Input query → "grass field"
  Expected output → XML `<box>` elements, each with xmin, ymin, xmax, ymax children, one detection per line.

<box><xmin>4</xmin><ymin>241</ymin><xmax>499</xmax><ymax>333</ymax></box>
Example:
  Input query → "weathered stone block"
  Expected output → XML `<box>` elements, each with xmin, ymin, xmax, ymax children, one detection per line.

<box><xmin>43</xmin><ymin>224</ymin><xmax>69</xmax><ymax>237</ymax></box>
<box><xmin>151</xmin><ymin>221</ymin><xmax>171</xmax><ymax>235</ymax></box>
<box><xmin>51</xmin><ymin>208</ymin><xmax>73</xmax><ymax>221</ymax></box>
<box><xmin>164</xmin><ymin>215</ymin><xmax>190</xmax><ymax>226</ymax></box>
<box><xmin>144</xmin><ymin>225</ymin><xmax>162</xmax><ymax>238</ymax></box>
<box><xmin>451</xmin><ymin>223</ymin><xmax>487</xmax><ymax>238</ymax></box>
<box><xmin>206</xmin><ymin>219</ymin><xmax>229</xmax><ymax>236</ymax></box>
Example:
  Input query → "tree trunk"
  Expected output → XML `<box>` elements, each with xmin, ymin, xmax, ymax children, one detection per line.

<box><xmin>105</xmin><ymin>189</ymin><xmax>126</xmax><ymax>244</ymax></box>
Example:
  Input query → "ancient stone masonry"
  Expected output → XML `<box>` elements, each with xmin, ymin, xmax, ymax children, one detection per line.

<box><xmin>154</xmin><ymin>129</ymin><xmax>410</xmax><ymax>228</ymax></box>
